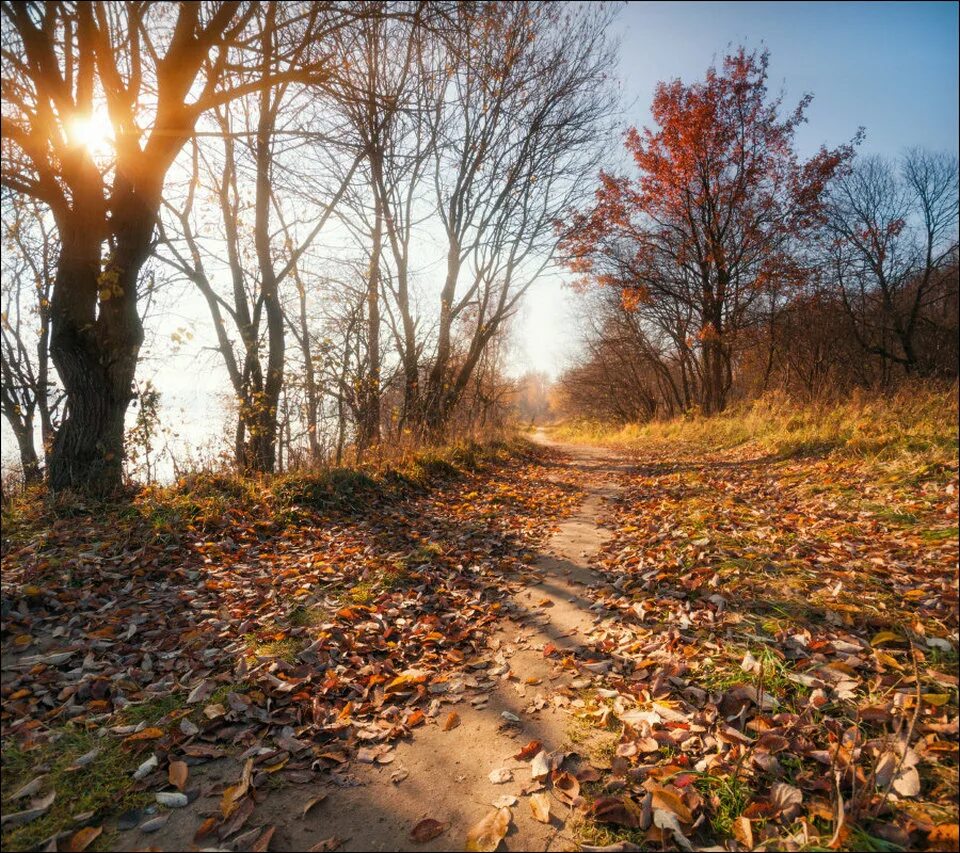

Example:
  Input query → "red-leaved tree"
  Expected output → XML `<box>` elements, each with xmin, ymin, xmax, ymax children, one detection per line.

<box><xmin>562</xmin><ymin>48</ymin><xmax>858</xmax><ymax>413</ymax></box>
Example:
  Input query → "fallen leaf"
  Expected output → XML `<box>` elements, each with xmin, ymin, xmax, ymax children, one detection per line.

<box><xmin>530</xmin><ymin>792</ymin><xmax>550</xmax><ymax>823</ymax></box>
<box><xmin>513</xmin><ymin>740</ymin><xmax>542</xmax><ymax>761</ymax></box>
<box><xmin>591</xmin><ymin>796</ymin><xmax>640</xmax><ymax>827</ymax></box>
<box><xmin>302</xmin><ymin>793</ymin><xmax>327</xmax><ymax>818</ymax></box>
<box><xmin>769</xmin><ymin>782</ymin><xmax>803</xmax><ymax>818</ymax></box>
<box><xmin>168</xmin><ymin>760</ymin><xmax>188</xmax><ymax>791</ymax></box>
<box><xmin>530</xmin><ymin>750</ymin><xmax>550</xmax><ymax>780</ymax></box>
<box><xmin>410</xmin><ymin>818</ymin><xmax>446</xmax><ymax>843</ymax></box>
<box><xmin>251</xmin><ymin>825</ymin><xmax>276</xmax><ymax>852</ymax></box>
<box><xmin>443</xmin><ymin>711</ymin><xmax>461</xmax><ymax>731</ymax></box>
<box><xmin>732</xmin><ymin>815</ymin><xmax>753</xmax><ymax>849</ymax></box>
<box><xmin>653</xmin><ymin>809</ymin><xmax>693</xmax><ymax>851</ymax></box>
<box><xmin>66</xmin><ymin>826</ymin><xmax>102</xmax><ymax>852</ymax></box>
<box><xmin>123</xmin><ymin>727</ymin><xmax>165</xmax><ymax>743</ymax></box>
<box><xmin>5</xmin><ymin>775</ymin><xmax>45</xmax><ymax>801</ymax></box>
<box><xmin>465</xmin><ymin>807</ymin><xmax>511</xmax><ymax>852</ymax></box>
<box><xmin>552</xmin><ymin>770</ymin><xmax>580</xmax><ymax>806</ymax></box>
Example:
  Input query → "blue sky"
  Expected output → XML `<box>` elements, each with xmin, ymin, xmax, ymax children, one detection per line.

<box><xmin>514</xmin><ymin>0</ymin><xmax>960</xmax><ymax>377</ymax></box>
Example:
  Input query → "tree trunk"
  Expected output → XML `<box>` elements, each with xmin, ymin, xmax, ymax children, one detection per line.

<box><xmin>420</xmin><ymin>243</ymin><xmax>461</xmax><ymax>437</ymax></box>
<box><xmin>359</xmin><ymin>186</ymin><xmax>383</xmax><ymax>449</ymax></box>
<box><xmin>10</xmin><ymin>413</ymin><xmax>41</xmax><ymax>485</ymax></box>
<box><xmin>247</xmin><ymin>12</ymin><xmax>283</xmax><ymax>475</ymax></box>
<box><xmin>48</xmin><ymin>227</ymin><xmax>145</xmax><ymax>495</ymax></box>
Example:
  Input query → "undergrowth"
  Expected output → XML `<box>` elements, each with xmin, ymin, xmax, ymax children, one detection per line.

<box><xmin>1</xmin><ymin>437</ymin><xmax>532</xmax><ymax>557</ymax></box>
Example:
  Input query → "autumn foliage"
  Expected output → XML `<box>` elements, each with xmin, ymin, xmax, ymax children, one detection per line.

<box><xmin>562</xmin><ymin>49</ymin><xmax>858</xmax><ymax>413</ymax></box>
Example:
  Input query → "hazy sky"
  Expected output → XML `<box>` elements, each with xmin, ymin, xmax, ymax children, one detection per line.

<box><xmin>512</xmin><ymin>0</ymin><xmax>960</xmax><ymax>378</ymax></box>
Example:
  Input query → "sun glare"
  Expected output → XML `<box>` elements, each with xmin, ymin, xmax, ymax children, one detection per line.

<box><xmin>67</xmin><ymin>113</ymin><xmax>114</xmax><ymax>156</ymax></box>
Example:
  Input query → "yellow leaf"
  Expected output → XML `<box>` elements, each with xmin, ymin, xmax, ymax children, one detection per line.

<box><xmin>921</xmin><ymin>693</ymin><xmax>951</xmax><ymax>707</ymax></box>
<box><xmin>530</xmin><ymin>793</ymin><xmax>550</xmax><ymax>823</ymax></box>
<box><xmin>871</xmin><ymin>631</ymin><xmax>904</xmax><ymax>647</ymax></box>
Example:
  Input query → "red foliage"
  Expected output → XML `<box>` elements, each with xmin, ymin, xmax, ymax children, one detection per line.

<box><xmin>561</xmin><ymin>48</ymin><xmax>859</xmax><ymax>302</ymax></box>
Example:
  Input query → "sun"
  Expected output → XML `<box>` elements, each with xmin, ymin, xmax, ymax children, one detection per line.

<box><xmin>66</xmin><ymin>112</ymin><xmax>114</xmax><ymax>156</ymax></box>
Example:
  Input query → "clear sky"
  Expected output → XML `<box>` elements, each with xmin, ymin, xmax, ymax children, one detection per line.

<box><xmin>512</xmin><ymin>0</ymin><xmax>960</xmax><ymax>378</ymax></box>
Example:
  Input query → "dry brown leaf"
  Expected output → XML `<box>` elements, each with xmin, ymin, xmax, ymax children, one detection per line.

<box><xmin>552</xmin><ymin>770</ymin><xmax>580</xmax><ymax>806</ymax></box>
<box><xmin>410</xmin><ymin>818</ymin><xmax>446</xmax><ymax>843</ymax></box>
<box><xmin>168</xmin><ymin>760</ymin><xmax>188</xmax><ymax>792</ymax></box>
<box><xmin>465</xmin><ymin>807</ymin><xmax>511</xmax><ymax>852</ymax></box>
<box><xmin>301</xmin><ymin>793</ymin><xmax>327</xmax><ymax>818</ymax></box>
<box><xmin>66</xmin><ymin>826</ymin><xmax>102</xmax><ymax>852</ymax></box>
<box><xmin>220</xmin><ymin>758</ymin><xmax>253</xmax><ymax>818</ymax></box>
<box><xmin>123</xmin><ymin>727</ymin><xmax>165</xmax><ymax>743</ymax></box>
<box><xmin>646</xmin><ymin>784</ymin><xmax>692</xmax><ymax>824</ymax></box>
<box><xmin>251</xmin><ymin>825</ymin><xmax>276</xmax><ymax>852</ymax></box>
<box><xmin>530</xmin><ymin>792</ymin><xmax>550</xmax><ymax>823</ymax></box>
<box><xmin>732</xmin><ymin>815</ymin><xmax>753</xmax><ymax>849</ymax></box>
<box><xmin>513</xmin><ymin>740</ymin><xmax>542</xmax><ymax>761</ymax></box>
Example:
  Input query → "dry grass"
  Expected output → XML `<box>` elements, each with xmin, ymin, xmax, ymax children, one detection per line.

<box><xmin>554</xmin><ymin>385</ymin><xmax>958</xmax><ymax>468</ymax></box>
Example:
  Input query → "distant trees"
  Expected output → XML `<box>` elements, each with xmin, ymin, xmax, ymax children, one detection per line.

<box><xmin>824</xmin><ymin>149</ymin><xmax>958</xmax><ymax>377</ymax></box>
<box><xmin>0</xmin><ymin>198</ymin><xmax>62</xmax><ymax>482</ymax></box>
<box><xmin>559</xmin><ymin>48</ymin><xmax>958</xmax><ymax>424</ymax></box>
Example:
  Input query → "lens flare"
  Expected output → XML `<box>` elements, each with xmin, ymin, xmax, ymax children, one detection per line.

<box><xmin>67</xmin><ymin>113</ymin><xmax>114</xmax><ymax>156</ymax></box>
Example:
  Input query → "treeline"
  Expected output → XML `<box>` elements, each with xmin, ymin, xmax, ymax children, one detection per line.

<box><xmin>557</xmin><ymin>50</ymin><xmax>958</xmax><ymax>424</ymax></box>
<box><xmin>0</xmin><ymin>1</ymin><xmax>616</xmax><ymax>493</ymax></box>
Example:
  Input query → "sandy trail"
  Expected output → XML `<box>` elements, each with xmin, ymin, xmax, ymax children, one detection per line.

<box><xmin>119</xmin><ymin>434</ymin><xmax>626</xmax><ymax>852</ymax></box>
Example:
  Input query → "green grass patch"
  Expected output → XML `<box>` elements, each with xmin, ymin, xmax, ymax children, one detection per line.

<box><xmin>1</xmin><ymin>727</ymin><xmax>149</xmax><ymax>852</ymax></box>
<box><xmin>696</xmin><ymin>773</ymin><xmax>751</xmax><ymax>837</ymax></box>
<box><xmin>117</xmin><ymin>694</ymin><xmax>185</xmax><ymax>727</ymax></box>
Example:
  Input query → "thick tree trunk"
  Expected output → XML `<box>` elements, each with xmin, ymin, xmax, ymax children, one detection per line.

<box><xmin>48</xmin><ymin>232</ymin><xmax>144</xmax><ymax>495</ymax></box>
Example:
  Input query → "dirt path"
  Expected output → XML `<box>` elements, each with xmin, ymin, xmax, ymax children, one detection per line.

<box><xmin>117</xmin><ymin>434</ymin><xmax>627</xmax><ymax>852</ymax></box>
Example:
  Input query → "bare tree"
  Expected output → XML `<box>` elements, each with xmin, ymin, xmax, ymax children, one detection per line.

<box><xmin>0</xmin><ymin>197</ymin><xmax>62</xmax><ymax>481</ymax></box>
<box><xmin>413</xmin><ymin>1</ymin><xmax>617</xmax><ymax>436</ymax></box>
<box><xmin>0</xmin><ymin>1</ymin><xmax>345</xmax><ymax>493</ymax></box>
<box><xmin>825</xmin><ymin>149</ymin><xmax>959</xmax><ymax>377</ymax></box>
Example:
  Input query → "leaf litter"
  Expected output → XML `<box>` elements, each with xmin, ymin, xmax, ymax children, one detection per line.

<box><xmin>1</xmin><ymin>445</ymin><xmax>580</xmax><ymax>849</ymax></box>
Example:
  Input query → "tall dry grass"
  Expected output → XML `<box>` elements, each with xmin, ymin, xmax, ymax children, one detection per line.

<box><xmin>554</xmin><ymin>384</ymin><xmax>959</xmax><ymax>466</ymax></box>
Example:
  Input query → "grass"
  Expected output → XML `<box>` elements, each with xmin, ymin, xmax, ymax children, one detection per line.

<box><xmin>244</xmin><ymin>633</ymin><xmax>307</xmax><ymax>663</ymax></box>
<box><xmin>118</xmin><ymin>694</ymin><xmax>186</xmax><ymax>726</ymax></box>
<box><xmin>1</xmin><ymin>726</ymin><xmax>149</xmax><ymax>852</ymax></box>
<box><xmin>1</xmin><ymin>437</ymin><xmax>533</xmax><ymax>571</ymax></box>
<box><xmin>554</xmin><ymin>385</ymin><xmax>958</xmax><ymax>469</ymax></box>
<box><xmin>695</xmin><ymin>773</ymin><xmax>752</xmax><ymax>837</ymax></box>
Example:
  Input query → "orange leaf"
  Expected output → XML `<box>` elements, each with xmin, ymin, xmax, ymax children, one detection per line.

<box><xmin>124</xmin><ymin>727</ymin><xmax>165</xmax><ymax>743</ymax></box>
<box><xmin>168</xmin><ymin>760</ymin><xmax>188</xmax><ymax>791</ymax></box>
<box><xmin>67</xmin><ymin>826</ymin><xmax>102</xmax><ymax>852</ymax></box>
